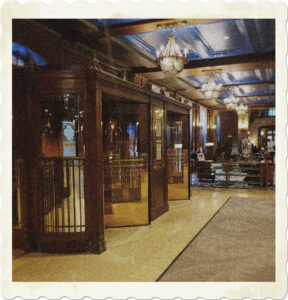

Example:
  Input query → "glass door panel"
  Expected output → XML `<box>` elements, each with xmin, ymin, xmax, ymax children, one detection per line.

<box><xmin>102</xmin><ymin>101</ymin><xmax>149</xmax><ymax>227</ymax></box>
<box><xmin>39</xmin><ymin>94</ymin><xmax>85</xmax><ymax>233</ymax></box>
<box><xmin>167</xmin><ymin>112</ymin><xmax>189</xmax><ymax>200</ymax></box>
<box><xmin>150</xmin><ymin>106</ymin><xmax>168</xmax><ymax>220</ymax></box>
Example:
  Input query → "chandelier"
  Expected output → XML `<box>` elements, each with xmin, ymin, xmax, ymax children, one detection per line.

<box><xmin>235</xmin><ymin>102</ymin><xmax>248</xmax><ymax>115</ymax></box>
<box><xmin>201</xmin><ymin>77</ymin><xmax>222</xmax><ymax>99</ymax></box>
<box><xmin>156</xmin><ymin>30</ymin><xmax>188</xmax><ymax>74</ymax></box>
<box><xmin>223</xmin><ymin>91</ymin><xmax>239</xmax><ymax>110</ymax></box>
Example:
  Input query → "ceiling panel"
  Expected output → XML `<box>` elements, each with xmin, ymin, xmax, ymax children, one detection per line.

<box><xmin>195</xmin><ymin>20</ymin><xmax>248</xmax><ymax>54</ymax></box>
<box><xmin>120</xmin><ymin>19</ymin><xmax>274</xmax><ymax>61</ymax></box>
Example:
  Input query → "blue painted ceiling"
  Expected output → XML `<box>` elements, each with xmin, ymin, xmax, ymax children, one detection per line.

<box><xmin>108</xmin><ymin>18</ymin><xmax>275</xmax><ymax>108</ymax></box>
<box><xmin>120</xmin><ymin>19</ymin><xmax>274</xmax><ymax>61</ymax></box>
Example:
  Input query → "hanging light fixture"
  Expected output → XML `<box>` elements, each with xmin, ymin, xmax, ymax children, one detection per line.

<box><xmin>223</xmin><ymin>90</ymin><xmax>239</xmax><ymax>110</ymax></box>
<box><xmin>235</xmin><ymin>102</ymin><xmax>248</xmax><ymax>115</ymax></box>
<box><xmin>156</xmin><ymin>28</ymin><xmax>188</xmax><ymax>74</ymax></box>
<box><xmin>201</xmin><ymin>76</ymin><xmax>222</xmax><ymax>99</ymax></box>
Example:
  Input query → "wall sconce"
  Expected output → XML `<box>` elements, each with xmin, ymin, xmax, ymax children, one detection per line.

<box><xmin>205</xmin><ymin>142</ymin><xmax>214</xmax><ymax>147</ymax></box>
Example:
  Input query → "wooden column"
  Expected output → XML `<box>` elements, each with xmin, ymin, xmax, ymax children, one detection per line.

<box><xmin>85</xmin><ymin>82</ymin><xmax>106</xmax><ymax>253</ymax></box>
<box><xmin>27</xmin><ymin>89</ymin><xmax>43</xmax><ymax>250</ymax></box>
<box><xmin>181</xmin><ymin>113</ymin><xmax>190</xmax><ymax>199</ymax></box>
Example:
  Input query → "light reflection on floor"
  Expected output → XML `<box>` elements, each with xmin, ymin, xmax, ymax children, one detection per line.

<box><xmin>13</xmin><ymin>186</ymin><xmax>275</xmax><ymax>282</ymax></box>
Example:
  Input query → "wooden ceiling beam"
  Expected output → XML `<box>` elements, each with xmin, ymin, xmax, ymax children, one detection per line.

<box><xmin>133</xmin><ymin>52</ymin><xmax>275</xmax><ymax>80</ymax></box>
<box><xmin>102</xmin><ymin>19</ymin><xmax>226</xmax><ymax>37</ymax></box>
<box><xmin>194</xmin><ymin>80</ymin><xmax>275</xmax><ymax>90</ymax></box>
<box><xmin>195</xmin><ymin>93</ymin><xmax>275</xmax><ymax>102</ymax></box>
<box><xmin>210</xmin><ymin>103</ymin><xmax>274</xmax><ymax>110</ymax></box>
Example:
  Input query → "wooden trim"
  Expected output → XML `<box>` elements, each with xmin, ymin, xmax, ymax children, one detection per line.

<box><xmin>85</xmin><ymin>84</ymin><xmax>106</xmax><ymax>253</ymax></box>
<box><xmin>134</xmin><ymin>52</ymin><xmax>275</xmax><ymax>79</ymax></box>
<box><xmin>101</xmin><ymin>19</ymin><xmax>227</xmax><ymax>37</ymax></box>
<box><xmin>194</xmin><ymin>80</ymin><xmax>275</xmax><ymax>90</ymax></box>
<box><xmin>165</xmin><ymin>102</ymin><xmax>190</xmax><ymax>114</ymax></box>
<box><xmin>195</xmin><ymin>93</ymin><xmax>275</xmax><ymax>102</ymax></box>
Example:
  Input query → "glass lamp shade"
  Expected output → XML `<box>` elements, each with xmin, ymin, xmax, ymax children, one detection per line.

<box><xmin>201</xmin><ymin>77</ymin><xmax>222</xmax><ymax>99</ymax></box>
<box><xmin>225</xmin><ymin>102</ymin><xmax>236</xmax><ymax>110</ymax></box>
<box><xmin>224</xmin><ymin>92</ymin><xmax>239</xmax><ymax>109</ymax></box>
<box><xmin>157</xmin><ymin>56</ymin><xmax>188</xmax><ymax>74</ymax></box>
<box><xmin>236</xmin><ymin>103</ymin><xmax>248</xmax><ymax>114</ymax></box>
<box><xmin>156</xmin><ymin>32</ymin><xmax>188</xmax><ymax>74</ymax></box>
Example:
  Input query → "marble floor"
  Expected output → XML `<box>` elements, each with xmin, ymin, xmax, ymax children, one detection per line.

<box><xmin>12</xmin><ymin>187</ymin><xmax>275</xmax><ymax>282</ymax></box>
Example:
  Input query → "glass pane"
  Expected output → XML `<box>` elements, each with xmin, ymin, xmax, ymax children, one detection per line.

<box><xmin>153</xmin><ymin>107</ymin><xmax>164</xmax><ymax>163</ymax></box>
<box><xmin>102</xmin><ymin>101</ymin><xmax>149</xmax><ymax>227</ymax></box>
<box><xmin>40</xmin><ymin>93</ymin><xmax>85</xmax><ymax>157</ymax></box>
<box><xmin>167</xmin><ymin>121</ymin><xmax>183</xmax><ymax>184</ymax></box>
<box><xmin>167</xmin><ymin>113</ymin><xmax>189</xmax><ymax>201</ymax></box>
<box><xmin>39</xmin><ymin>93</ymin><xmax>85</xmax><ymax>233</ymax></box>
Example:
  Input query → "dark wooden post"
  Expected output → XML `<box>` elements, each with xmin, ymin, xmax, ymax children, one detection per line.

<box><xmin>85</xmin><ymin>81</ymin><xmax>106</xmax><ymax>253</ymax></box>
<box><xmin>26</xmin><ymin>88</ymin><xmax>43</xmax><ymax>249</ymax></box>
<box><xmin>181</xmin><ymin>113</ymin><xmax>190</xmax><ymax>199</ymax></box>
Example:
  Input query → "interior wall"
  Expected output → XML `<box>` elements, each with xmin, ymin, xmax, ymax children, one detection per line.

<box><xmin>13</xmin><ymin>20</ymin><xmax>91</xmax><ymax>69</ymax></box>
<box><xmin>249</xmin><ymin>116</ymin><xmax>275</xmax><ymax>147</ymax></box>
<box><xmin>219</xmin><ymin>111</ymin><xmax>238</xmax><ymax>146</ymax></box>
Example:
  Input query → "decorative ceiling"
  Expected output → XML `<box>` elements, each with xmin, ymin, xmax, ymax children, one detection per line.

<box><xmin>13</xmin><ymin>18</ymin><xmax>275</xmax><ymax>110</ymax></box>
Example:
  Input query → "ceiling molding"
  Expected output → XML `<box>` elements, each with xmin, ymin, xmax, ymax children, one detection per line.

<box><xmin>100</xmin><ymin>19</ymin><xmax>226</xmax><ymax>37</ymax></box>
<box><xmin>195</xmin><ymin>93</ymin><xmax>275</xmax><ymax>102</ymax></box>
<box><xmin>133</xmin><ymin>52</ymin><xmax>275</xmax><ymax>80</ymax></box>
<box><xmin>194</xmin><ymin>80</ymin><xmax>275</xmax><ymax>90</ymax></box>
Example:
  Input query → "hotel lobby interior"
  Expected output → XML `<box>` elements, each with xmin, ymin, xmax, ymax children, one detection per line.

<box><xmin>12</xmin><ymin>18</ymin><xmax>276</xmax><ymax>282</ymax></box>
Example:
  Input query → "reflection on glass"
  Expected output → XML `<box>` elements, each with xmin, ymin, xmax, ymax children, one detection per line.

<box><xmin>40</xmin><ymin>93</ymin><xmax>85</xmax><ymax>157</ymax></box>
<box><xmin>153</xmin><ymin>107</ymin><xmax>164</xmax><ymax>164</ymax></box>
<box><xmin>167</xmin><ymin>113</ymin><xmax>189</xmax><ymax>201</ymax></box>
<box><xmin>167</xmin><ymin>121</ymin><xmax>183</xmax><ymax>184</ymax></box>
<box><xmin>39</xmin><ymin>94</ymin><xmax>85</xmax><ymax>233</ymax></box>
<box><xmin>103</xmin><ymin>115</ymin><xmax>143</xmax><ymax>204</ymax></box>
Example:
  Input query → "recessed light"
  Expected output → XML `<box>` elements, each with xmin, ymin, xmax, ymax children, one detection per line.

<box><xmin>224</xmin><ymin>35</ymin><xmax>230</xmax><ymax>40</ymax></box>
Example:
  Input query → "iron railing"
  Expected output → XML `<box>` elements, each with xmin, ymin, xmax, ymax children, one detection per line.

<box><xmin>13</xmin><ymin>158</ymin><xmax>25</xmax><ymax>229</ymax></box>
<box><xmin>103</xmin><ymin>157</ymin><xmax>144</xmax><ymax>203</ymax></box>
<box><xmin>167</xmin><ymin>153</ymin><xmax>184</xmax><ymax>184</ymax></box>
<box><xmin>40</xmin><ymin>157</ymin><xmax>85</xmax><ymax>233</ymax></box>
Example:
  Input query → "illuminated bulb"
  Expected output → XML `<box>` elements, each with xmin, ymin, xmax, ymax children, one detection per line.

<box><xmin>156</xmin><ymin>50</ymin><xmax>160</xmax><ymax>57</ymax></box>
<box><xmin>160</xmin><ymin>45</ymin><xmax>165</xmax><ymax>52</ymax></box>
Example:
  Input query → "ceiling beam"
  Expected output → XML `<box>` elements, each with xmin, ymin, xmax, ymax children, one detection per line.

<box><xmin>101</xmin><ymin>19</ymin><xmax>226</xmax><ymax>37</ymax></box>
<box><xmin>194</xmin><ymin>80</ymin><xmax>275</xmax><ymax>90</ymax></box>
<box><xmin>133</xmin><ymin>52</ymin><xmax>275</xmax><ymax>80</ymax></box>
<box><xmin>195</xmin><ymin>93</ymin><xmax>275</xmax><ymax>102</ymax></box>
<box><xmin>210</xmin><ymin>103</ymin><xmax>274</xmax><ymax>110</ymax></box>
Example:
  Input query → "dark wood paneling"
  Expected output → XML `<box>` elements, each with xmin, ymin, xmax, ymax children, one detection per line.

<box><xmin>150</xmin><ymin>106</ymin><xmax>168</xmax><ymax>220</ymax></box>
<box><xmin>85</xmin><ymin>83</ymin><xmax>106</xmax><ymax>253</ymax></box>
<box><xmin>220</xmin><ymin>111</ymin><xmax>238</xmax><ymax>145</ymax></box>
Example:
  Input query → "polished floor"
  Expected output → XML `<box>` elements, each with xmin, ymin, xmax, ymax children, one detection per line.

<box><xmin>13</xmin><ymin>187</ymin><xmax>275</xmax><ymax>282</ymax></box>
